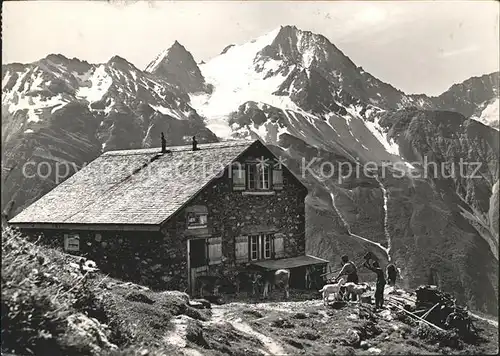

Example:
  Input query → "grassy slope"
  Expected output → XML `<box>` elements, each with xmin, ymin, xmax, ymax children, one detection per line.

<box><xmin>1</xmin><ymin>228</ymin><xmax>209</xmax><ymax>355</ymax></box>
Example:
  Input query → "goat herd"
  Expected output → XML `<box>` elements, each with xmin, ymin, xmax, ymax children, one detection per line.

<box><xmin>318</xmin><ymin>277</ymin><xmax>372</xmax><ymax>305</ymax></box>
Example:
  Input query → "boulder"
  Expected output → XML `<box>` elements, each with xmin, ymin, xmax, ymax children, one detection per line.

<box><xmin>64</xmin><ymin>313</ymin><xmax>117</xmax><ymax>354</ymax></box>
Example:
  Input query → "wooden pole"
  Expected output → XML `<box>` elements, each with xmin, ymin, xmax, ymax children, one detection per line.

<box><xmin>320</xmin><ymin>269</ymin><xmax>340</xmax><ymax>277</ymax></box>
<box><xmin>421</xmin><ymin>303</ymin><xmax>440</xmax><ymax>320</ymax></box>
<box><xmin>388</xmin><ymin>302</ymin><xmax>445</xmax><ymax>331</ymax></box>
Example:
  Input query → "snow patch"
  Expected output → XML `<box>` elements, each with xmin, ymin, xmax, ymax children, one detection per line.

<box><xmin>302</xmin><ymin>48</ymin><xmax>315</xmax><ymax>68</ymax></box>
<box><xmin>149</xmin><ymin>104</ymin><xmax>182</xmax><ymax>120</ymax></box>
<box><xmin>2</xmin><ymin>72</ymin><xmax>12</xmax><ymax>89</ymax></box>
<box><xmin>277</xmin><ymin>123</ymin><xmax>291</xmax><ymax>138</ymax></box>
<box><xmin>51</xmin><ymin>102</ymin><xmax>68</xmax><ymax>114</ymax></box>
<box><xmin>76</xmin><ymin>65</ymin><xmax>112</xmax><ymax>103</ymax></box>
<box><xmin>375</xmin><ymin>177</ymin><xmax>392</xmax><ymax>255</ymax></box>
<box><xmin>104</xmin><ymin>98</ymin><xmax>116</xmax><ymax>115</ymax></box>
<box><xmin>145</xmin><ymin>48</ymin><xmax>169</xmax><ymax>73</ymax></box>
<box><xmin>253</xmin><ymin>121</ymin><xmax>271</xmax><ymax>139</ymax></box>
<box><xmin>31</xmin><ymin>71</ymin><xmax>45</xmax><ymax>91</ymax></box>
<box><xmin>72</xmin><ymin>69</ymin><xmax>93</xmax><ymax>83</ymax></box>
<box><xmin>471</xmin><ymin>98</ymin><xmax>499</xmax><ymax>130</ymax></box>
<box><xmin>363</xmin><ymin>117</ymin><xmax>400</xmax><ymax>156</ymax></box>
<box><xmin>7</xmin><ymin>91</ymin><xmax>69</xmax><ymax>123</ymax></box>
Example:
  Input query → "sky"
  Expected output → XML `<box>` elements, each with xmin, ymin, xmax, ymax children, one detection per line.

<box><xmin>2</xmin><ymin>0</ymin><xmax>499</xmax><ymax>96</ymax></box>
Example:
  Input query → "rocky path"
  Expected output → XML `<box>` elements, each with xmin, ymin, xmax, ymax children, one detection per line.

<box><xmin>163</xmin><ymin>296</ymin><xmax>498</xmax><ymax>356</ymax></box>
<box><xmin>163</xmin><ymin>315</ymin><xmax>204</xmax><ymax>356</ymax></box>
<box><xmin>210</xmin><ymin>304</ymin><xmax>287</xmax><ymax>355</ymax></box>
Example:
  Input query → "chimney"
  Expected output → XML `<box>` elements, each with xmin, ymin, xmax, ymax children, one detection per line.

<box><xmin>192</xmin><ymin>136</ymin><xmax>199</xmax><ymax>151</ymax></box>
<box><xmin>161</xmin><ymin>132</ymin><xmax>167</xmax><ymax>153</ymax></box>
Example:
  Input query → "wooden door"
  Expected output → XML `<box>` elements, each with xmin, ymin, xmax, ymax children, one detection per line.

<box><xmin>189</xmin><ymin>238</ymin><xmax>208</xmax><ymax>295</ymax></box>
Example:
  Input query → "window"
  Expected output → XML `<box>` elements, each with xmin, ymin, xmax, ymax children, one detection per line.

<box><xmin>250</xmin><ymin>235</ymin><xmax>259</xmax><ymax>260</ymax></box>
<box><xmin>64</xmin><ymin>233</ymin><xmax>80</xmax><ymax>252</ymax></box>
<box><xmin>235</xmin><ymin>159</ymin><xmax>284</xmax><ymax>192</ymax></box>
<box><xmin>249</xmin><ymin>234</ymin><xmax>273</xmax><ymax>261</ymax></box>
<box><xmin>272</xmin><ymin>168</ymin><xmax>283</xmax><ymax>190</ymax></box>
<box><xmin>247</xmin><ymin>163</ymin><xmax>271</xmax><ymax>190</ymax></box>
<box><xmin>232</xmin><ymin>164</ymin><xmax>246</xmax><ymax>191</ymax></box>
<box><xmin>263</xmin><ymin>234</ymin><xmax>272</xmax><ymax>259</ymax></box>
<box><xmin>187</xmin><ymin>212</ymin><xmax>208</xmax><ymax>229</ymax></box>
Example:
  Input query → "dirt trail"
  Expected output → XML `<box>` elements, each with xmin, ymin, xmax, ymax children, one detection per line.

<box><xmin>210</xmin><ymin>304</ymin><xmax>287</xmax><ymax>355</ymax></box>
<box><xmin>163</xmin><ymin>315</ymin><xmax>204</xmax><ymax>356</ymax></box>
<box><xmin>164</xmin><ymin>301</ymin><xmax>299</xmax><ymax>355</ymax></box>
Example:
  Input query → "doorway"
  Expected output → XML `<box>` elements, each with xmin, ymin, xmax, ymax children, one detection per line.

<box><xmin>188</xmin><ymin>238</ymin><xmax>208</xmax><ymax>295</ymax></box>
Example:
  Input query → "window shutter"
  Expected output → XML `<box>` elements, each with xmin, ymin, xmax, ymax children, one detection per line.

<box><xmin>208</xmin><ymin>237</ymin><xmax>222</xmax><ymax>265</ymax></box>
<box><xmin>232</xmin><ymin>164</ymin><xmax>246</xmax><ymax>191</ymax></box>
<box><xmin>235</xmin><ymin>235</ymin><xmax>248</xmax><ymax>262</ymax></box>
<box><xmin>273</xmin><ymin>233</ymin><xmax>285</xmax><ymax>258</ymax></box>
<box><xmin>273</xmin><ymin>168</ymin><xmax>283</xmax><ymax>190</ymax></box>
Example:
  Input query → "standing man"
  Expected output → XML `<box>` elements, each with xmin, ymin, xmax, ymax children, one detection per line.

<box><xmin>334</xmin><ymin>255</ymin><xmax>359</xmax><ymax>301</ymax></box>
<box><xmin>364</xmin><ymin>259</ymin><xmax>386</xmax><ymax>311</ymax></box>
<box><xmin>386</xmin><ymin>263</ymin><xmax>397</xmax><ymax>287</ymax></box>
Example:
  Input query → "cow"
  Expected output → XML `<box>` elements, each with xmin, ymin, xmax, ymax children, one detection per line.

<box><xmin>195</xmin><ymin>275</ymin><xmax>225</xmax><ymax>298</ymax></box>
<box><xmin>230</xmin><ymin>270</ymin><xmax>262</xmax><ymax>296</ymax></box>
<box><xmin>259</xmin><ymin>269</ymin><xmax>291</xmax><ymax>300</ymax></box>
<box><xmin>305</xmin><ymin>266</ymin><xmax>313</xmax><ymax>289</ymax></box>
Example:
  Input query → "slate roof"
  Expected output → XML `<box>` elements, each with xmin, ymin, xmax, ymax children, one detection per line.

<box><xmin>9</xmin><ymin>140</ymin><xmax>256</xmax><ymax>227</ymax></box>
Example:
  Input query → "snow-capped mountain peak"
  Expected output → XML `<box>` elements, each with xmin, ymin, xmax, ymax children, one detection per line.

<box><xmin>258</xmin><ymin>25</ymin><xmax>334</xmax><ymax>69</ymax></box>
<box><xmin>145</xmin><ymin>40</ymin><xmax>210</xmax><ymax>93</ymax></box>
<box><xmin>190</xmin><ymin>26</ymin><xmax>391</xmax><ymax>145</ymax></box>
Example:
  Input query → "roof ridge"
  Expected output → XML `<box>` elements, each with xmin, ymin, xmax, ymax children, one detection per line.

<box><xmin>103</xmin><ymin>140</ymin><xmax>255</xmax><ymax>156</ymax></box>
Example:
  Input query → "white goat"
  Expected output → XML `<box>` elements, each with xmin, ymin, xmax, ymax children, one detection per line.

<box><xmin>342</xmin><ymin>282</ymin><xmax>371</xmax><ymax>301</ymax></box>
<box><xmin>319</xmin><ymin>278</ymin><xmax>344</xmax><ymax>305</ymax></box>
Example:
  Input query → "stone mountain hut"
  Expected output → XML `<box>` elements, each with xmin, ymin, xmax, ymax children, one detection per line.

<box><xmin>9</xmin><ymin>138</ymin><xmax>328</xmax><ymax>294</ymax></box>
